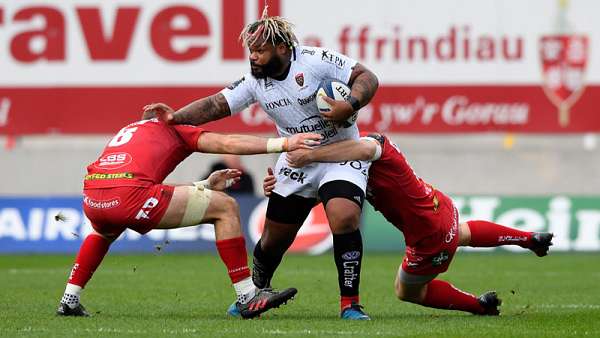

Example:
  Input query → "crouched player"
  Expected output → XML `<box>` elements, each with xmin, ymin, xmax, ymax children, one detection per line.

<box><xmin>57</xmin><ymin>115</ymin><xmax>321</xmax><ymax>319</ymax></box>
<box><xmin>282</xmin><ymin>133</ymin><xmax>554</xmax><ymax>315</ymax></box>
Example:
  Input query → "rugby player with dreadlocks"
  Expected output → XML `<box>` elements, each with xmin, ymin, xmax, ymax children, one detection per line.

<box><xmin>144</xmin><ymin>8</ymin><xmax>379</xmax><ymax>320</ymax></box>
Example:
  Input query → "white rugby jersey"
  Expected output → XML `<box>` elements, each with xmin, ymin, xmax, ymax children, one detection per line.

<box><xmin>221</xmin><ymin>46</ymin><xmax>359</xmax><ymax>145</ymax></box>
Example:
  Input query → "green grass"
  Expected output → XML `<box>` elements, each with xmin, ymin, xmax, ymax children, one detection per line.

<box><xmin>1</xmin><ymin>252</ymin><xmax>599</xmax><ymax>337</ymax></box>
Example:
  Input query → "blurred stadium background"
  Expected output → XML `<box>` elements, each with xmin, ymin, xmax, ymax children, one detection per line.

<box><xmin>2</xmin><ymin>0</ymin><xmax>600</xmax><ymax>335</ymax></box>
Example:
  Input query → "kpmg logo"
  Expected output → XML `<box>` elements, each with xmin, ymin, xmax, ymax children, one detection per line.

<box><xmin>285</xmin><ymin>116</ymin><xmax>338</xmax><ymax>142</ymax></box>
<box><xmin>321</xmin><ymin>50</ymin><xmax>346</xmax><ymax>68</ymax></box>
<box><xmin>264</xmin><ymin>98</ymin><xmax>292</xmax><ymax>110</ymax></box>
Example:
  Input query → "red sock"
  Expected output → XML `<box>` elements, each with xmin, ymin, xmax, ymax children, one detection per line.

<box><xmin>341</xmin><ymin>295</ymin><xmax>359</xmax><ymax>311</ymax></box>
<box><xmin>422</xmin><ymin>279</ymin><xmax>484</xmax><ymax>314</ymax></box>
<box><xmin>467</xmin><ymin>220</ymin><xmax>532</xmax><ymax>248</ymax></box>
<box><xmin>216</xmin><ymin>237</ymin><xmax>251</xmax><ymax>283</ymax></box>
<box><xmin>68</xmin><ymin>233</ymin><xmax>111</xmax><ymax>287</ymax></box>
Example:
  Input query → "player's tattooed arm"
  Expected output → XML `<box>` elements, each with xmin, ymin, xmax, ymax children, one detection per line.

<box><xmin>171</xmin><ymin>93</ymin><xmax>232</xmax><ymax>126</ymax></box>
<box><xmin>347</xmin><ymin>63</ymin><xmax>379</xmax><ymax>109</ymax></box>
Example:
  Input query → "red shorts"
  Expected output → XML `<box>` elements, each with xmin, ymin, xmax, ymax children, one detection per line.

<box><xmin>401</xmin><ymin>193</ymin><xmax>460</xmax><ymax>276</ymax></box>
<box><xmin>83</xmin><ymin>184</ymin><xmax>174</xmax><ymax>235</ymax></box>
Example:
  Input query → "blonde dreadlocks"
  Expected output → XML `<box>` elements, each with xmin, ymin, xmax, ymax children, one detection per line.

<box><xmin>239</xmin><ymin>6</ymin><xmax>298</xmax><ymax>48</ymax></box>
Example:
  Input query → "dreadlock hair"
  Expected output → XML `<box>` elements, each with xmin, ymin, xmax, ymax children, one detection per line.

<box><xmin>239</xmin><ymin>6</ymin><xmax>298</xmax><ymax>49</ymax></box>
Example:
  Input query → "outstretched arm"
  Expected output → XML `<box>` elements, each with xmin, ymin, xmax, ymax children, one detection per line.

<box><xmin>286</xmin><ymin>138</ymin><xmax>380</xmax><ymax>167</ymax></box>
<box><xmin>198</xmin><ymin>132</ymin><xmax>322</xmax><ymax>155</ymax></box>
<box><xmin>143</xmin><ymin>93</ymin><xmax>231</xmax><ymax>126</ymax></box>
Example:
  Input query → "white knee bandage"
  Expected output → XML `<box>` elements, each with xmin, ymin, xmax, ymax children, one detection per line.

<box><xmin>180</xmin><ymin>186</ymin><xmax>212</xmax><ymax>226</ymax></box>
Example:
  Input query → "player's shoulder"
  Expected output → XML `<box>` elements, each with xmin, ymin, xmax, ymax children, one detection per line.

<box><xmin>224</xmin><ymin>73</ymin><xmax>260</xmax><ymax>91</ymax></box>
<box><xmin>295</xmin><ymin>45</ymin><xmax>341</xmax><ymax>64</ymax></box>
<box><xmin>296</xmin><ymin>45</ymin><xmax>320</xmax><ymax>60</ymax></box>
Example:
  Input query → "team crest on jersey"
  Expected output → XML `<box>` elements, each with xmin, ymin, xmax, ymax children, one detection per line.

<box><xmin>295</xmin><ymin>73</ymin><xmax>304</xmax><ymax>87</ymax></box>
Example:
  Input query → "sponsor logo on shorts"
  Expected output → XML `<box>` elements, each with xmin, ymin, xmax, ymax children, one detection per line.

<box><xmin>94</xmin><ymin>152</ymin><xmax>132</xmax><ymax>170</ymax></box>
<box><xmin>83</xmin><ymin>196</ymin><xmax>120</xmax><ymax>209</ymax></box>
<box><xmin>342</xmin><ymin>250</ymin><xmax>361</xmax><ymax>260</ymax></box>
<box><xmin>135</xmin><ymin>197</ymin><xmax>159</xmax><ymax>220</ymax></box>
<box><xmin>85</xmin><ymin>172</ymin><xmax>134</xmax><ymax>180</ymax></box>
<box><xmin>339</xmin><ymin>160</ymin><xmax>368</xmax><ymax>177</ymax></box>
<box><xmin>278</xmin><ymin>167</ymin><xmax>307</xmax><ymax>184</ymax></box>
<box><xmin>431</xmin><ymin>250</ymin><xmax>450</xmax><ymax>267</ymax></box>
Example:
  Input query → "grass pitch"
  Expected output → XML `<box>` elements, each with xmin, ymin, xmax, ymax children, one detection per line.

<box><xmin>1</xmin><ymin>252</ymin><xmax>599</xmax><ymax>337</ymax></box>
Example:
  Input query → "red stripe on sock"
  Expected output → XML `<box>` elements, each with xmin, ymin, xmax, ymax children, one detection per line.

<box><xmin>341</xmin><ymin>295</ymin><xmax>359</xmax><ymax>311</ymax></box>
<box><xmin>422</xmin><ymin>279</ymin><xmax>484</xmax><ymax>314</ymax></box>
<box><xmin>68</xmin><ymin>233</ymin><xmax>111</xmax><ymax>287</ymax></box>
<box><xmin>467</xmin><ymin>220</ymin><xmax>533</xmax><ymax>247</ymax></box>
<box><xmin>216</xmin><ymin>236</ymin><xmax>251</xmax><ymax>283</ymax></box>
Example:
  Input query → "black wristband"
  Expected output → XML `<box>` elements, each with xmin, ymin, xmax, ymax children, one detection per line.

<box><xmin>345</xmin><ymin>95</ymin><xmax>361</xmax><ymax>112</ymax></box>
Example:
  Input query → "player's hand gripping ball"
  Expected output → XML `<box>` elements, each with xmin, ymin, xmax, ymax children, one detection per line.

<box><xmin>316</xmin><ymin>78</ymin><xmax>358</xmax><ymax>128</ymax></box>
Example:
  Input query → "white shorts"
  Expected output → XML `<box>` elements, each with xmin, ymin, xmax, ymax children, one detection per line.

<box><xmin>272</xmin><ymin>153</ymin><xmax>371</xmax><ymax>199</ymax></box>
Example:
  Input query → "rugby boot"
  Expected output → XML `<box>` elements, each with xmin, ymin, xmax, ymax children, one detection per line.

<box><xmin>340</xmin><ymin>303</ymin><xmax>371</xmax><ymax>320</ymax></box>
<box><xmin>226</xmin><ymin>301</ymin><xmax>241</xmax><ymax>317</ymax></box>
<box><xmin>56</xmin><ymin>302</ymin><xmax>90</xmax><ymax>317</ymax></box>
<box><xmin>477</xmin><ymin>291</ymin><xmax>501</xmax><ymax>316</ymax></box>
<box><xmin>529</xmin><ymin>232</ymin><xmax>554</xmax><ymax>257</ymax></box>
<box><xmin>233</xmin><ymin>287</ymin><xmax>297</xmax><ymax>319</ymax></box>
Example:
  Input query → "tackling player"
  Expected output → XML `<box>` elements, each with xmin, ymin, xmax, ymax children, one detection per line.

<box><xmin>56</xmin><ymin>114</ymin><xmax>321</xmax><ymax>319</ymax></box>
<box><xmin>144</xmin><ymin>9</ymin><xmax>379</xmax><ymax>320</ymax></box>
<box><xmin>284</xmin><ymin>133</ymin><xmax>554</xmax><ymax>315</ymax></box>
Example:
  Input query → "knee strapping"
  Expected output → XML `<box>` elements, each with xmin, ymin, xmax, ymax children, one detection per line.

<box><xmin>180</xmin><ymin>186</ymin><xmax>212</xmax><ymax>226</ymax></box>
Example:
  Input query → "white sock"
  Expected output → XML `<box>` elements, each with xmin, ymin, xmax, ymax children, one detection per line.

<box><xmin>61</xmin><ymin>283</ymin><xmax>83</xmax><ymax>309</ymax></box>
<box><xmin>233</xmin><ymin>277</ymin><xmax>256</xmax><ymax>304</ymax></box>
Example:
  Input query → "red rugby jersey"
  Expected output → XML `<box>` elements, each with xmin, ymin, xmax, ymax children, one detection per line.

<box><xmin>364</xmin><ymin>133</ymin><xmax>442</xmax><ymax>246</ymax></box>
<box><xmin>84</xmin><ymin>119</ymin><xmax>205</xmax><ymax>189</ymax></box>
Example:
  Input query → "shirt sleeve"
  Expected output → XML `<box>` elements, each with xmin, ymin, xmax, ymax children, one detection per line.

<box><xmin>309</xmin><ymin>47</ymin><xmax>358</xmax><ymax>85</ymax></box>
<box><xmin>220</xmin><ymin>75</ymin><xmax>256</xmax><ymax>115</ymax></box>
<box><xmin>173</xmin><ymin>125</ymin><xmax>206</xmax><ymax>151</ymax></box>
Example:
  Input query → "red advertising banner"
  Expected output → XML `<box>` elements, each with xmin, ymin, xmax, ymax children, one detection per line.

<box><xmin>1</xmin><ymin>0</ymin><xmax>598</xmax><ymax>134</ymax></box>
<box><xmin>1</xmin><ymin>85</ymin><xmax>600</xmax><ymax>135</ymax></box>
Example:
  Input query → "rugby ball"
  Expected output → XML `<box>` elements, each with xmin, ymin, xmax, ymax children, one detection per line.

<box><xmin>316</xmin><ymin>78</ymin><xmax>358</xmax><ymax>128</ymax></box>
